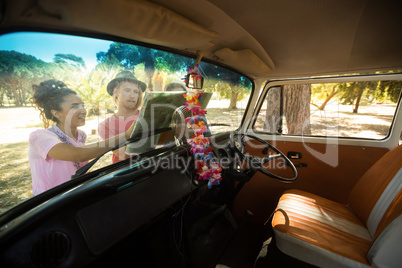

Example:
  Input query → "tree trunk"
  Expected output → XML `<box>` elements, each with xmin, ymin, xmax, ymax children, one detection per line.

<box><xmin>229</xmin><ymin>90</ymin><xmax>239</xmax><ymax>109</ymax></box>
<box><xmin>21</xmin><ymin>80</ymin><xmax>27</xmax><ymax>106</ymax></box>
<box><xmin>145</xmin><ymin>60</ymin><xmax>155</xmax><ymax>91</ymax></box>
<box><xmin>154</xmin><ymin>72</ymin><xmax>164</xmax><ymax>91</ymax></box>
<box><xmin>353</xmin><ymin>91</ymin><xmax>363</xmax><ymax>113</ymax></box>
<box><xmin>9</xmin><ymin>79</ymin><xmax>20</xmax><ymax>106</ymax></box>
<box><xmin>264</xmin><ymin>87</ymin><xmax>281</xmax><ymax>132</ymax></box>
<box><xmin>319</xmin><ymin>85</ymin><xmax>338</xmax><ymax>110</ymax></box>
<box><xmin>283</xmin><ymin>84</ymin><xmax>311</xmax><ymax>135</ymax></box>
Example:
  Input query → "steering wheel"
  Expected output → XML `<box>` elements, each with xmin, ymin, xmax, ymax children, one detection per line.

<box><xmin>229</xmin><ymin>132</ymin><xmax>297</xmax><ymax>182</ymax></box>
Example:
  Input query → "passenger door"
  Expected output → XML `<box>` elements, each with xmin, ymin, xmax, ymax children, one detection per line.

<box><xmin>233</xmin><ymin>74</ymin><xmax>402</xmax><ymax>223</ymax></box>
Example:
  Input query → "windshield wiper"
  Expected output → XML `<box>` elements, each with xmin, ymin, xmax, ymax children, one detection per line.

<box><xmin>72</xmin><ymin>127</ymin><xmax>172</xmax><ymax>179</ymax></box>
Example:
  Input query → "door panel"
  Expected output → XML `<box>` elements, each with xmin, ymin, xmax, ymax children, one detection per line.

<box><xmin>233</xmin><ymin>140</ymin><xmax>389</xmax><ymax>223</ymax></box>
<box><xmin>233</xmin><ymin>74</ymin><xmax>402</xmax><ymax>223</ymax></box>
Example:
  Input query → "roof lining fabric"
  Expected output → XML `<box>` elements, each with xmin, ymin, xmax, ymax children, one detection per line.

<box><xmin>38</xmin><ymin>0</ymin><xmax>219</xmax><ymax>50</ymax></box>
<box><xmin>214</xmin><ymin>48</ymin><xmax>274</xmax><ymax>78</ymax></box>
<box><xmin>7</xmin><ymin>0</ymin><xmax>401</xmax><ymax>79</ymax></box>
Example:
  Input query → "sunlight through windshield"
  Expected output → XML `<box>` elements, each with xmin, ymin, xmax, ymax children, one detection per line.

<box><xmin>0</xmin><ymin>32</ymin><xmax>252</xmax><ymax>214</ymax></box>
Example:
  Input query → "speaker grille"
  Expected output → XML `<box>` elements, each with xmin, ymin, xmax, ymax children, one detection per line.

<box><xmin>31</xmin><ymin>231</ymin><xmax>71</xmax><ymax>267</ymax></box>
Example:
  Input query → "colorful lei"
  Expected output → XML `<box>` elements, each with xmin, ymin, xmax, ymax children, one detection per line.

<box><xmin>184</xmin><ymin>65</ymin><xmax>222</xmax><ymax>188</ymax></box>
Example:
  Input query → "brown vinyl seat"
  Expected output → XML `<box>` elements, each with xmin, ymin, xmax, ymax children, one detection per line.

<box><xmin>271</xmin><ymin>145</ymin><xmax>402</xmax><ymax>267</ymax></box>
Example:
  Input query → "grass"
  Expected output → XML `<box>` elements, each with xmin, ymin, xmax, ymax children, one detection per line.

<box><xmin>0</xmin><ymin>142</ymin><xmax>32</xmax><ymax>213</ymax></box>
<box><xmin>0</xmin><ymin>137</ymin><xmax>114</xmax><ymax>214</ymax></box>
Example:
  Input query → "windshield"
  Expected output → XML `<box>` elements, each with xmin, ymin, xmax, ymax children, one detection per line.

<box><xmin>0</xmin><ymin>32</ymin><xmax>252</xmax><ymax>214</ymax></box>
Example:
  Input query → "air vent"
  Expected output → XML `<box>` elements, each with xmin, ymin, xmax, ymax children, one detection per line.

<box><xmin>31</xmin><ymin>231</ymin><xmax>71</xmax><ymax>267</ymax></box>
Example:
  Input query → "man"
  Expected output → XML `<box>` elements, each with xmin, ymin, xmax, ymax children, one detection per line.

<box><xmin>98</xmin><ymin>70</ymin><xmax>146</xmax><ymax>163</ymax></box>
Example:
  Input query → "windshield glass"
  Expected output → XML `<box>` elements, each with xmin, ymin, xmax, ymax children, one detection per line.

<box><xmin>0</xmin><ymin>32</ymin><xmax>252</xmax><ymax>214</ymax></box>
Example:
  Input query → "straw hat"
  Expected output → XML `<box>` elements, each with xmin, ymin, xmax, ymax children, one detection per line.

<box><xmin>107</xmin><ymin>70</ymin><xmax>147</xmax><ymax>95</ymax></box>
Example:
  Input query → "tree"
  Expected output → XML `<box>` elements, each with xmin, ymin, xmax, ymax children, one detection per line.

<box><xmin>283</xmin><ymin>84</ymin><xmax>311</xmax><ymax>134</ymax></box>
<box><xmin>264</xmin><ymin>84</ymin><xmax>311</xmax><ymax>135</ymax></box>
<box><xmin>214</xmin><ymin>82</ymin><xmax>249</xmax><ymax>109</ymax></box>
<box><xmin>201</xmin><ymin>63</ymin><xmax>252</xmax><ymax>109</ymax></box>
<box><xmin>70</xmin><ymin>66</ymin><xmax>120</xmax><ymax>115</ymax></box>
<box><xmin>0</xmin><ymin>50</ymin><xmax>51</xmax><ymax>106</ymax></box>
<box><xmin>54</xmin><ymin>54</ymin><xmax>86</xmax><ymax>69</ymax></box>
<box><xmin>339</xmin><ymin>81</ymin><xmax>377</xmax><ymax>113</ymax></box>
<box><xmin>97</xmin><ymin>42</ymin><xmax>140</xmax><ymax>69</ymax></box>
<box><xmin>264</xmin><ymin>87</ymin><xmax>281</xmax><ymax>132</ymax></box>
<box><xmin>377</xmin><ymin>80</ymin><xmax>402</xmax><ymax>103</ymax></box>
<box><xmin>0</xmin><ymin>50</ymin><xmax>92</xmax><ymax>107</ymax></box>
<box><xmin>142</xmin><ymin>48</ymin><xmax>155</xmax><ymax>91</ymax></box>
<box><xmin>96</xmin><ymin>42</ymin><xmax>253</xmax><ymax>107</ymax></box>
<box><xmin>96</xmin><ymin>42</ymin><xmax>192</xmax><ymax>90</ymax></box>
<box><xmin>311</xmin><ymin>83</ymin><xmax>339</xmax><ymax>110</ymax></box>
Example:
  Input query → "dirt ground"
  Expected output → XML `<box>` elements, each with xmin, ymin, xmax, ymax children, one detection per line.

<box><xmin>0</xmin><ymin>101</ymin><xmax>398</xmax><ymax>214</ymax></box>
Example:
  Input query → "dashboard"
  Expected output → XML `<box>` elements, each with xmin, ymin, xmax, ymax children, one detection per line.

<box><xmin>0</xmin><ymin>146</ymin><xmax>198</xmax><ymax>267</ymax></box>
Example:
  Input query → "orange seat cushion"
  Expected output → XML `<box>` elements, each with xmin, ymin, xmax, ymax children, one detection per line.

<box><xmin>272</xmin><ymin>189</ymin><xmax>372</xmax><ymax>265</ymax></box>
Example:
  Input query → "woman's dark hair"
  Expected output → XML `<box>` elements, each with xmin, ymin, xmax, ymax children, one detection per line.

<box><xmin>31</xmin><ymin>79</ymin><xmax>77</xmax><ymax>128</ymax></box>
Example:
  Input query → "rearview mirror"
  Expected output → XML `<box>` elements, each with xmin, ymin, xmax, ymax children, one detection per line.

<box><xmin>186</xmin><ymin>73</ymin><xmax>204</xmax><ymax>89</ymax></box>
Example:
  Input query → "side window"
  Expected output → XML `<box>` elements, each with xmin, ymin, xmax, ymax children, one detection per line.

<box><xmin>254</xmin><ymin>80</ymin><xmax>402</xmax><ymax>140</ymax></box>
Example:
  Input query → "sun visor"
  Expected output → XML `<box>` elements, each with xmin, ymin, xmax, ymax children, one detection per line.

<box><xmin>38</xmin><ymin>0</ymin><xmax>219</xmax><ymax>50</ymax></box>
<box><xmin>214</xmin><ymin>48</ymin><xmax>274</xmax><ymax>78</ymax></box>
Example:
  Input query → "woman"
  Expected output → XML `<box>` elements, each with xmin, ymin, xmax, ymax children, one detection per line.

<box><xmin>29</xmin><ymin>79</ymin><xmax>134</xmax><ymax>195</ymax></box>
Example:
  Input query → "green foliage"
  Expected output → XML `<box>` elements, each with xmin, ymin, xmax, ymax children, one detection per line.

<box><xmin>311</xmin><ymin>83</ymin><xmax>338</xmax><ymax>102</ymax></box>
<box><xmin>339</xmin><ymin>81</ymin><xmax>377</xmax><ymax>104</ymax></box>
<box><xmin>311</xmin><ymin>78</ymin><xmax>401</xmax><ymax>113</ymax></box>
<box><xmin>207</xmin><ymin>80</ymin><xmax>247</xmax><ymax>101</ymax></box>
<box><xmin>201</xmin><ymin>63</ymin><xmax>252</xmax><ymax>108</ymax></box>
<box><xmin>96</xmin><ymin>42</ymin><xmax>253</xmax><ymax>106</ymax></box>
<box><xmin>97</xmin><ymin>42</ymin><xmax>192</xmax><ymax>73</ymax></box>
<box><xmin>69</xmin><ymin>66</ymin><xmax>121</xmax><ymax>115</ymax></box>
<box><xmin>377</xmin><ymin>80</ymin><xmax>402</xmax><ymax>103</ymax></box>
<box><xmin>96</xmin><ymin>43</ymin><xmax>140</xmax><ymax>68</ymax></box>
<box><xmin>0</xmin><ymin>50</ymin><xmax>52</xmax><ymax>106</ymax></box>
<box><xmin>0</xmin><ymin>50</ymin><xmax>91</xmax><ymax>107</ymax></box>
<box><xmin>54</xmin><ymin>53</ymin><xmax>86</xmax><ymax>69</ymax></box>
<box><xmin>96</xmin><ymin>42</ymin><xmax>192</xmax><ymax>91</ymax></box>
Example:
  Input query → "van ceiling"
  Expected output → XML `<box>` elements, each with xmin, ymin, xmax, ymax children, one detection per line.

<box><xmin>1</xmin><ymin>0</ymin><xmax>402</xmax><ymax>79</ymax></box>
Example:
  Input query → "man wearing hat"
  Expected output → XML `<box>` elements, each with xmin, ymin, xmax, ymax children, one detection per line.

<box><xmin>98</xmin><ymin>70</ymin><xmax>146</xmax><ymax>163</ymax></box>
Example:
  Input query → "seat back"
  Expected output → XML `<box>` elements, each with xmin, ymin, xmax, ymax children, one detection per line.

<box><xmin>348</xmin><ymin>145</ymin><xmax>402</xmax><ymax>267</ymax></box>
<box><xmin>367</xmin><ymin>193</ymin><xmax>402</xmax><ymax>267</ymax></box>
<box><xmin>348</xmin><ymin>145</ymin><xmax>402</xmax><ymax>237</ymax></box>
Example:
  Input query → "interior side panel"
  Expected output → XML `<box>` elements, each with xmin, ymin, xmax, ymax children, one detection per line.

<box><xmin>232</xmin><ymin>140</ymin><xmax>389</xmax><ymax>223</ymax></box>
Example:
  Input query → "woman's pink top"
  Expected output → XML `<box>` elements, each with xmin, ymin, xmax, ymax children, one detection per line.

<box><xmin>29</xmin><ymin>125</ymin><xmax>87</xmax><ymax>195</ymax></box>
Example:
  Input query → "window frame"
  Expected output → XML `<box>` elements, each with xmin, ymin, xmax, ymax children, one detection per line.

<box><xmin>248</xmin><ymin>73</ymin><xmax>402</xmax><ymax>149</ymax></box>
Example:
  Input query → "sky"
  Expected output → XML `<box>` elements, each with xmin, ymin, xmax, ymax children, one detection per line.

<box><xmin>0</xmin><ymin>32</ymin><xmax>112</xmax><ymax>70</ymax></box>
